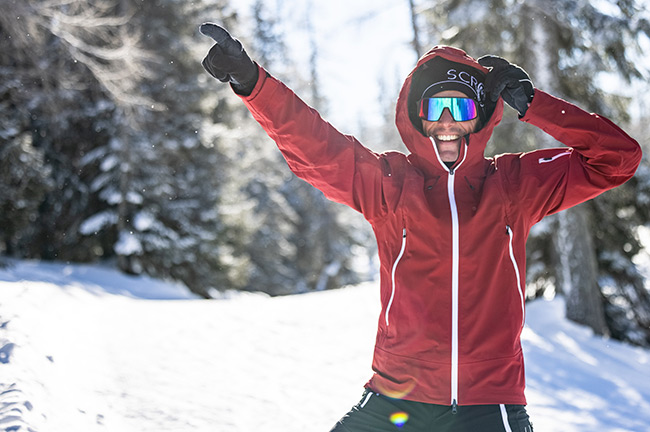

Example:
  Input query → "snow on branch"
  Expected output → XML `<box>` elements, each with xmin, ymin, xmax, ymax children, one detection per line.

<box><xmin>27</xmin><ymin>0</ymin><xmax>159</xmax><ymax>108</ymax></box>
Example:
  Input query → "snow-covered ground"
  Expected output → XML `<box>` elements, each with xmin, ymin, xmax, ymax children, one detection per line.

<box><xmin>1</xmin><ymin>260</ymin><xmax>649</xmax><ymax>432</ymax></box>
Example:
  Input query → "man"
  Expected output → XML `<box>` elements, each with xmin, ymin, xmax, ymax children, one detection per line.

<box><xmin>199</xmin><ymin>23</ymin><xmax>641</xmax><ymax>432</ymax></box>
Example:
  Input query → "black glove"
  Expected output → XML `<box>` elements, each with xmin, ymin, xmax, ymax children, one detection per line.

<box><xmin>477</xmin><ymin>55</ymin><xmax>534</xmax><ymax>117</ymax></box>
<box><xmin>199</xmin><ymin>23</ymin><xmax>259</xmax><ymax>95</ymax></box>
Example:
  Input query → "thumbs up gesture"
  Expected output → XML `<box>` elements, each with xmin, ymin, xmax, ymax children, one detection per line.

<box><xmin>200</xmin><ymin>23</ymin><xmax>259</xmax><ymax>95</ymax></box>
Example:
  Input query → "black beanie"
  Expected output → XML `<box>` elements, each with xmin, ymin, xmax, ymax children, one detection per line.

<box><xmin>408</xmin><ymin>57</ymin><xmax>488</xmax><ymax>134</ymax></box>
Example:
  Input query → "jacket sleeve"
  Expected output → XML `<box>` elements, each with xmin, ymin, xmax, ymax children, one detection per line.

<box><xmin>236</xmin><ymin>66</ymin><xmax>387</xmax><ymax>219</ymax></box>
<box><xmin>503</xmin><ymin>89</ymin><xmax>642</xmax><ymax>223</ymax></box>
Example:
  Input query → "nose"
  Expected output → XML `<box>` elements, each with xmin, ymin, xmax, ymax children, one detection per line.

<box><xmin>438</xmin><ymin>108</ymin><xmax>456</xmax><ymax>124</ymax></box>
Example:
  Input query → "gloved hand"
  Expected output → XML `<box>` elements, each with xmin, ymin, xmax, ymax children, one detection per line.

<box><xmin>477</xmin><ymin>55</ymin><xmax>534</xmax><ymax>117</ymax></box>
<box><xmin>199</xmin><ymin>23</ymin><xmax>259</xmax><ymax>95</ymax></box>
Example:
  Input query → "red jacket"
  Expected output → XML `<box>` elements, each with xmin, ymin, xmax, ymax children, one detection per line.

<box><xmin>239</xmin><ymin>46</ymin><xmax>642</xmax><ymax>406</ymax></box>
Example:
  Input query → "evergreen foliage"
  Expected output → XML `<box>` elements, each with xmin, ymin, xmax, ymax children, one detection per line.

<box><xmin>0</xmin><ymin>0</ymin><xmax>368</xmax><ymax>297</ymax></box>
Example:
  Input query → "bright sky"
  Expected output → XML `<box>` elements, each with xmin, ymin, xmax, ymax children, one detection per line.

<box><xmin>304</xmin><ymin>0</ymin><xmax>416</xmax><ymax>132</ymax></box>
<box><xmin>233</xmin><ymin>0</ymin><xmax>417</xmax><ymax>134</ymax></box>
<box><xmin>230</xmin><ymin>1</ymin><xmax>650</xmax><ymax>130</ymax></box>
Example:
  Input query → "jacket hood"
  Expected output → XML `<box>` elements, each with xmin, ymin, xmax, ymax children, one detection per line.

<box><xmin>396</xmin><ymin>46</ymin><xmax>504</xmax><ymax>173</ymax></box>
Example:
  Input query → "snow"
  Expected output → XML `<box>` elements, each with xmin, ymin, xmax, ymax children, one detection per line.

<box><xmin>133</xmin><ymin>211</ymin><xmax>155</xmax><ymax>232</ymax></box>
<box><xmin>634</xmin><ymin>225</ymin><xmax>650</xmax><ymax>281</ymax></box>
<box><xmin>113</xmin><ymin>231</ymin><xmax>142</xmax><ymax>256</ymax></box>
<box><xmin>1</xmin><ymin>260</ymin><xmax>649</xmax><ymax>432</ymax></box>
<box><xmin>80</xmin><ymin>212</ymin><xmax>118</xmax><ymax>236</ymax></box>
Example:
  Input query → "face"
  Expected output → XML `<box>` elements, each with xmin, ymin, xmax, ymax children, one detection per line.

<box><xmin>421</xmin><ymin>90</ymin><xmax>480</xmax><ymax>163</ymax></box>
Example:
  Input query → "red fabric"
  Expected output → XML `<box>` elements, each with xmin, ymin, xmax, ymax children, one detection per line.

<box><xmin>239</xmin><ymin>47</ymin><xmax>642</xmax><ymax>406</ymax></box>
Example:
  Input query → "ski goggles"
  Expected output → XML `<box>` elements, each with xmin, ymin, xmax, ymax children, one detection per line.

<box><xmin>418</xmin><ymin>97</ymin><xmax>478</xmax><ymax>122</ymax></box>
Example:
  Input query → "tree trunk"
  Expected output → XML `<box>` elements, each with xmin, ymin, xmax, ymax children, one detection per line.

<box><xmin>553</xmin><ymin>204</ymin><xmax>610</xmax><ymax>336</ymax></box>
<box><xmin>407</xmin><ymin>0</ymin><xmax>422</xmax><ymax>58</ymax></box>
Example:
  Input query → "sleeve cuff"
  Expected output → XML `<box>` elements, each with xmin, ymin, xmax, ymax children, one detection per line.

<box><xmin>234</xmin><ymin>63</ymin><xmax>267</xmax><ymax>101</ymax></box>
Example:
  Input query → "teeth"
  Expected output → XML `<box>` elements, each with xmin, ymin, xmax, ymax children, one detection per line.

<box><xmin>436</xmin><ymin>135</ymin><xmax>460</xmax><ymax>141</ymax></box>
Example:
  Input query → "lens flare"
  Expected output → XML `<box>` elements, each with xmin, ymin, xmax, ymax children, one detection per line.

<box><xmin>373</xmin><ymin>378</ymin><xmax>417</xmax><ymax>399</ymax></box>
<box><xmin>389</xmin><ymin>411</ymin><xmax>409</xmax><ymax>428</ymax></box>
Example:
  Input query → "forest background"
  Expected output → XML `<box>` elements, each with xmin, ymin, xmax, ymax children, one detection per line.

<box><xmin>1</xmin><ymin>0</ymin><xmax>650</xmax><ymax>347</ymax></box>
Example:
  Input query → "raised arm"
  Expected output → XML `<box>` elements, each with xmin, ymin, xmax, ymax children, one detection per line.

<box><xmin>519</xmin><ymin>89</ymin><xmax>642</xmax><ymax>215</ymax></box>
<box><xmin>480</xmin><ymin>54</ymin><xmax>642</xmax><ymax>221</ymax></box>
<box><xmin>199</xmin><ymin>23</ymin><xmax>387</xmax><ymax>219</ymax></box>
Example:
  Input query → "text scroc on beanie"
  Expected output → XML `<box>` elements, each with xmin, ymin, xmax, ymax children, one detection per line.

<box><xmin>419</xmin><ymin>60</ymin><xmax>486</xmax><ymax>105</ymax></box>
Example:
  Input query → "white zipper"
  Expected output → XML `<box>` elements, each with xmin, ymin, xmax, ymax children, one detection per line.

<box><xmin>448</xmin><ymin>168</ymin><xmax>460</xmax><ymax>410</ymax></box>
<box><xmin>385</xmin><ymin>228</ymin><xmax>407</xmax><ymax>326</ymax></box>
<box><xmin>506</xmin><ymin>226</ymin><xmax>526</xmax><ymax>328</ymax></box>
<box><xmin>430</xmin><ymin>137</ymin><xmax>469</xmax><ymax>411</ymax></box>
<box><xmin>433</xmin><ymin>138</ymin><xmax>468</xmax><ymax>411</ymax></box>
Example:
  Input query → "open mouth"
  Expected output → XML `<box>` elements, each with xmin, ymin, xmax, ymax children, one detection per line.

<box><xmin>435</xmin><ymin>134</ymin><xmax>461</xmax><ymax>142</ymax></box>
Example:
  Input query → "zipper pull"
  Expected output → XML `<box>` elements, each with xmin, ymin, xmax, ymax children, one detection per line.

<box><xmin>452</xmin><ymin>399</ymin><xmax>458</xmax><ymax>415</ymax></box>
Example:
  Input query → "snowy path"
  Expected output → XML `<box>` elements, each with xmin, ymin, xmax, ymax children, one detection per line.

<box><xmin>1</xmin><ymin>261</ymin><xmax>650</xmax><ymax>432</ymax></box>
<box><xmin>0</xmin><ymin>262</ymin><xmax>377</xmax><ymax>432</ymax></box>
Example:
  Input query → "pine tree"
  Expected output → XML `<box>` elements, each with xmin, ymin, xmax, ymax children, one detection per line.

<box><xmin>0</xmin><ymin>0</ymin><xmax>250</xmax><ymax>296</ymax></box>
<box><xmin>0</xmin><ymin>4</ymin><xmax>53</xmax><ymax>257</ymax></box>
<box><xmin>0</xmin><ymin>137</ymin><xmax>52</xmax><ymax>257</ymax></box>
<box><xmin>86</xmin><ymin>0</ymin><xmax>244</xmax><ymax>296</ymax></box>
<box><xmin>0</xmin><ymin>0</ymin><xmax>148</xmax><ymax>261</ymax></box>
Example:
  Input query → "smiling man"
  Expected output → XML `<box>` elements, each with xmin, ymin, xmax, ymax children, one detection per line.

<box><xmin>199</xmin><ymin>23</ymin><xmax>641</xmax><ymax>432</ymax></box>
<box><xmin>410</xmin><ymin>56</ymin><xmax>486</xmax><ymax>168</ymax></box>
<box><xmin>421</xmin><ymin>90</ymin><xmax>481</xmax><ymax>164</ymax></box>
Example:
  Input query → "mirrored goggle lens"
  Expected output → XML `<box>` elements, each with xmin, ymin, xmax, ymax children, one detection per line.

<box><xmin>418</xmin><ymin>97</ymin><xmax>478</xmax><ymax>122</ymax></box>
